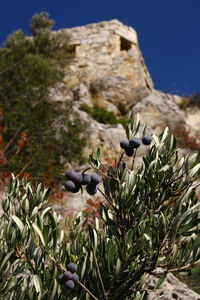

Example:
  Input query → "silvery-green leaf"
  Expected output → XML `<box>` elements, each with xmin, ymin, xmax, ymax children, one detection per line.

<box><xmin>25</xmin><ymin>198</ymin><xmax>29</xmax><ymax>214</ymax></box>
<box><xmin>93</xmin><ymin>228</ymin><xmax>98</xmax><ymax>251</ymax></box>
<box><xmin>59</xmin><ymin>229</ymin><xmax>64</xmax><ymax>244</ymax></box>
<box><xmin>143</xmin><ymin>233</ymin><xmax>152</xmax><ymax>248</ymax></box>
<box><xmin>95</xmin><ymin>217</ymin><xmax>99</xmax><ymax>231</ymax></box>
<box><xmin>11</xmin><ymin>215</ymin><xmax>24</xmax><ymax>233</ymax></box>
<box><xmin>177</xmin><ymin>157</ymin><xmax>184</xmax><ymax>172</ymax></box>
<box><xmin>81</xmin><ymin>254</ymin><xmax>88</xmax><ymax>279</ymax></box>
<box><xmin>120</xmin><ymin>167</ymin><xmax>127</xmax><ymax>183</ymax></box>
<box><xmin>187</xmin><ymin>163</ymin><xmax>200</xmax><ymax>181</ymax></box>
<box><xmin>41</xmin><ymin>207</ymin><xmax>51</xmax><ymax>219</ymax></box>
<box><xmin>135</xmin><ymin>120</ymin><xmax>140</xmax><ymax>135</ymax></box>
<box><xmin>125</xmin><ymin>125</ymin><xmax>130</xmax><ymax>140</ymax></box>
<box><xmin>129</xmin><ymin>110</ymin><xmax>135</xmax><ymax>130</ymax></box>
<box><xmin>152</xmin><ymin>133</ymin><xmax>160</xmax><ymax>146</ymax></box>
<box><xmin>49</xmin><ymin>279</ymin><xmax>57</xmax><ymax>300</ymax></box>
<box><xmin>115</xmin><ymin>258</ymin><xmax>121</xmax><ymax>275</ymax></box>
<box><xmin>177</xmin><ymin>202</ymin><xmax>200</xmax><ymax>230</ymax></box>
<box><xmin>169</xmin><ymin>134</ymin><xmax>174</xmax><ymax>151</ymax></box>
<box><xmin>32</xmin><ymin>223</ymin><xmax>45</xmax><ymax>247</ymax></box>
<box><xmin>161</xmin><ymin>127</ymin><xmax>168</xmax><ymax>142</ymax></box>
<box><xmin>0</xmin><ymin>250</ymin><xmax>13</xmax><ymax>272</ymax></box>
<box><xmin>89</xmin><ymin>250</ymin><xmax>93</xmax><ymax>271</ymax></box>
<box><xmin>135</xmin><ymin>113</ymin><xmax>140</xmax><ymax>131</ymax></box>
<box><xmin>36</xmin><ymin>183</ymin><xmax>42</xmax><ymax>195</ymax></box>
<box><xmin>149</xmin><ymin>157</ymin><xmax>158</xmax><ymax>170</ymax></box>
<box><xmin>142</xmin><ymin>123</ymin><xmax>147</xmax><ymax>136</ymax></box>
<box><xmin>33</xmin><ymin>274</ymin><xmax>42</xmax><ymax>294</ymax></box>
<box><xmin>127</xmin><ymin>170</ymin><xmax>136</xmax><ymax>193</ymax></box>
<box><xmin>158</xmin><ymin>165</ymin><xmax>170</xmax><ymax>173</ymax></box>
<box><xmin>31</xmin><ymin>206</ymin><xmax>38</xmax><ymax>218</ymax></box>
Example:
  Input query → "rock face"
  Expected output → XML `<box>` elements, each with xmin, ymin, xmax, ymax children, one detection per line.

<box><xmin>147</xmin><ymin>270</ymin><xmax>200</xmax><ymax>300</ymax></box>
<box><xmin>132</xmin><ymin>89</ymin><xmax>185</xmax><ymax>133</ymax></box>
<box><xmin>59</xmin><ymin>19</ymin><xmax>153</xmax><ymax>113</ymax></box>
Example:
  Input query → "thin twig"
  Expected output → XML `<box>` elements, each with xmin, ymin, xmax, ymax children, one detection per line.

<box><xmin>92</xmin><ymin>244</ymin><xmax>108</xmax><ymax>300</ymax></box>
<box><xmin>97</xmin><ymin>187</ymin><xmax>117</xmax><ymax>213</ymax></box>
<box><xmin>16</xmin><ymin>244</ymin><xmax>37</xmax><ymax>274</ymax></box>
<box><xmin>17</xmin><ymin>155</ymin><xmax>36</xmax><ymax>177</ymax></box>
<box><xmin>150</xmin><ymin>258</ymin><xmax>200</xmax><ymax>276</ymax></box>
<box><xmin>117</xmin><ymin>152</ymin><xmax>125</xmax><ymax>169</ymax></box>
<box><xmin>78</xmin><ymin>281</ymin><xmax>99</xmax><ymax>300</ymax></box>
<box><xmin>4</xmin><ymin>123</ymin><xmax>24</xmax><ymax>153</ymax></box>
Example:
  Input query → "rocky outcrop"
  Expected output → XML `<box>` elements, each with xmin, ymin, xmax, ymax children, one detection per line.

<box><xmin>132</xmin><ymin>89</ymin><xmax>185</xmax><ymax>133</ymax></box>
<box><xmin>147</xmin><ymin>269</ymin><xmax>200</xmax><ymax>300</ymax></box>
<box><xmin>89</xmin><ymin>76</ymin><xmax>150</xmax><ymax>114</ymax></box>
<box><xmin>58</xmin><ymin>19</ymin><xmax>153</xmax><ymax>112</ymax></box>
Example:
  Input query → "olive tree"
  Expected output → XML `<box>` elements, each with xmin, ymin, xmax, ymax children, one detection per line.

<box><xmin>0</xmin><ymin>113</ymin><xmax>200</xmax><ymax>299</ymax></box>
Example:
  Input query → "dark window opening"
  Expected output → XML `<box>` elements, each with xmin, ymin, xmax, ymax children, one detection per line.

<box><xmin>68</xmin><ymin>44</ymin><xmax>76</xmax><ymax>54</ymax></box>
<box><xmin>120</xmin><ymin>37</ymin><xmax>132</xmax><ymax>51</ymax></box>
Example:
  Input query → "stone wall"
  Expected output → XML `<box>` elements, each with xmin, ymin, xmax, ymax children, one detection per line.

<box><xmin>58</xmin><ymin>20</ymin><xmax>153</xmax><ymax>113</ymax></box>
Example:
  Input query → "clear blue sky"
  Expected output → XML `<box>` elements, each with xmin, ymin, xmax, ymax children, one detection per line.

<box><xmin>1</xmin><ymin>0</ymin><xmax>199</xmax><ymax>96</ymax></box>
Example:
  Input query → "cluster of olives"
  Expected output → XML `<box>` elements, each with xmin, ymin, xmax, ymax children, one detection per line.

<box><xmin>65</xmin><ymin>170</ymin><xmax>100</xmax><ymax>195</ymax></box>
<box><xmin>58</xmin><ymin>263</ymin><xmax>79</xmax><ymax>290</ymax></box>
<box><xmin>120</xmin><ymin>136</ymin><xmax>151</xmax><ymax>157</ymax></box>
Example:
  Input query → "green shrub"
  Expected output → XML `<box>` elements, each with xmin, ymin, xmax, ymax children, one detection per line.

<box><xmin>0</xmin><ymin>12</ymin><xmax>88</xmax><ymax>181</ymax></box>
<box><xmin>1</xmin><ymin>113</ymin><xmax>200</xmax><ymax>299</ymax></box>
<box><xmin>179</xmin><ymin>93</ymin><xmax>200</xmax><ymax>110</ymax></box>
<box><xmin>80</xmin><ymin>103</ymin><xmax>127</xmax><ymax>126</ymax></box>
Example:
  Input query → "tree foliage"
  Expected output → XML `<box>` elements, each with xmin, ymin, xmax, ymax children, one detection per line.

<box><xmin>0</xmin><ymin>12</ymin><xmax>87</xmax><ymax>182</ymax></box>
<box><xmin>1</xmin><ymin>113</ymin><xmax>200</xmax><ymax>299</ymax></box>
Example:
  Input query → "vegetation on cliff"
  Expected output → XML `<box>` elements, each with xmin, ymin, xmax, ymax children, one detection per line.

<box><xmin>0</xmin><ymin>12</ymin><xmax>88</xmax><ymax>184</ymax></box>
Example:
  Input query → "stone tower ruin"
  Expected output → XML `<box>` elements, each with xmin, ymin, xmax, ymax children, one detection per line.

<box><xmin>59</xmin><ymin>20</ymin><xmax>154</xmax><ymax>113</ymax></box>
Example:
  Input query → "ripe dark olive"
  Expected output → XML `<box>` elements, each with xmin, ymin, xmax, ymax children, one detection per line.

<box><xmin>90</xmin><ymin>174</ymin><xmax>100</xmax><ymax>185</ymax></box>
<box><xmin>65</xmin><ymin>170</ymin><xmax>77</xmax><ymax>181</ymax></box>
<box><xmin>81</xmin><ymin>174</ymin><xmax>91</xmax><ymax>185</ymax></box>
<box><xmin>142</xmin><ymin>136</ymin><xmax>152</xmax><ymax>145</ymax></box>
<box><xmin>65</xmin><ymin>181</ymin><xmax>80</xmax><ymax>193</ymax></box>
<box><xmin>129</xmin><ymin>137</ymin><xmax>141</xmax><ymax>149</ymax></box>
<box><xmin>58</xmin><ymin>273</ymin><xmax>66</xmax><ymax>284</ymax></box>
<box><xmin>120</xmin><ymin>140</ymin><xmax>129</xmax><ymax>150</ymax></box>
<box><xmin>73</xmin><ymin>173</ymin><xmax>83</xmax><ymax>185</ymax></box>
<box><xmin>66</xmin><ymin>262</ymin><xmax>77</xmax><ymax>273</ymax></box>
<box><xmin>65</xmin><ymin>280</ymin><xmax>75</xmax><ymax>290</ymax></box>
<box><xmin>65</xmin><ymin>170</ymin><xmax>82</xmax><ymax>185</ymax></box>
<box><xmin>71</xmin><ymin>273</ymin><xmax>79</xmax><ymax>282</ymax></box>
<box><xmin>86</xmin><ymin>183</ymin><xmax>98</xmax><ymax>195</ymax></box>
<box><xmin>63</xmin><ymin>271</ymin><xmax>73</xmax><ymax>281</ymax></box>
<box><xmin>125</xmin><ymin>146</ymin><xmax>134</xmax><ymax>157</ymax></box>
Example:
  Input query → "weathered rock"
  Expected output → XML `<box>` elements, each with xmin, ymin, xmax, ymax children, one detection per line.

<box><xmin>132</xmin><ymin>89</ymin><xmax>185</xmax><ymax>133</ymax></box>
<box><xmin>73</xmin><ymin>83</ymin><xmax>93</xmax><ymax>106</ymax></box>
<box><xmin>147</xmin><ymin>269</ymin><xmax>200</xmax><ymax>300</ymax></box>
<box><xmin>89</xmin><ymin>76</ymin><xmax>151</xmax><ymax>113</ymax></box>
<box><xmin>49</xmin><ymin>82</ymin><xmax>73</xmax><ymax>103</ymax></box>
<box><xmin>185</xmin><ymin>106</ymin><xmax>200</xmax><ymax>143</ymax></box>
